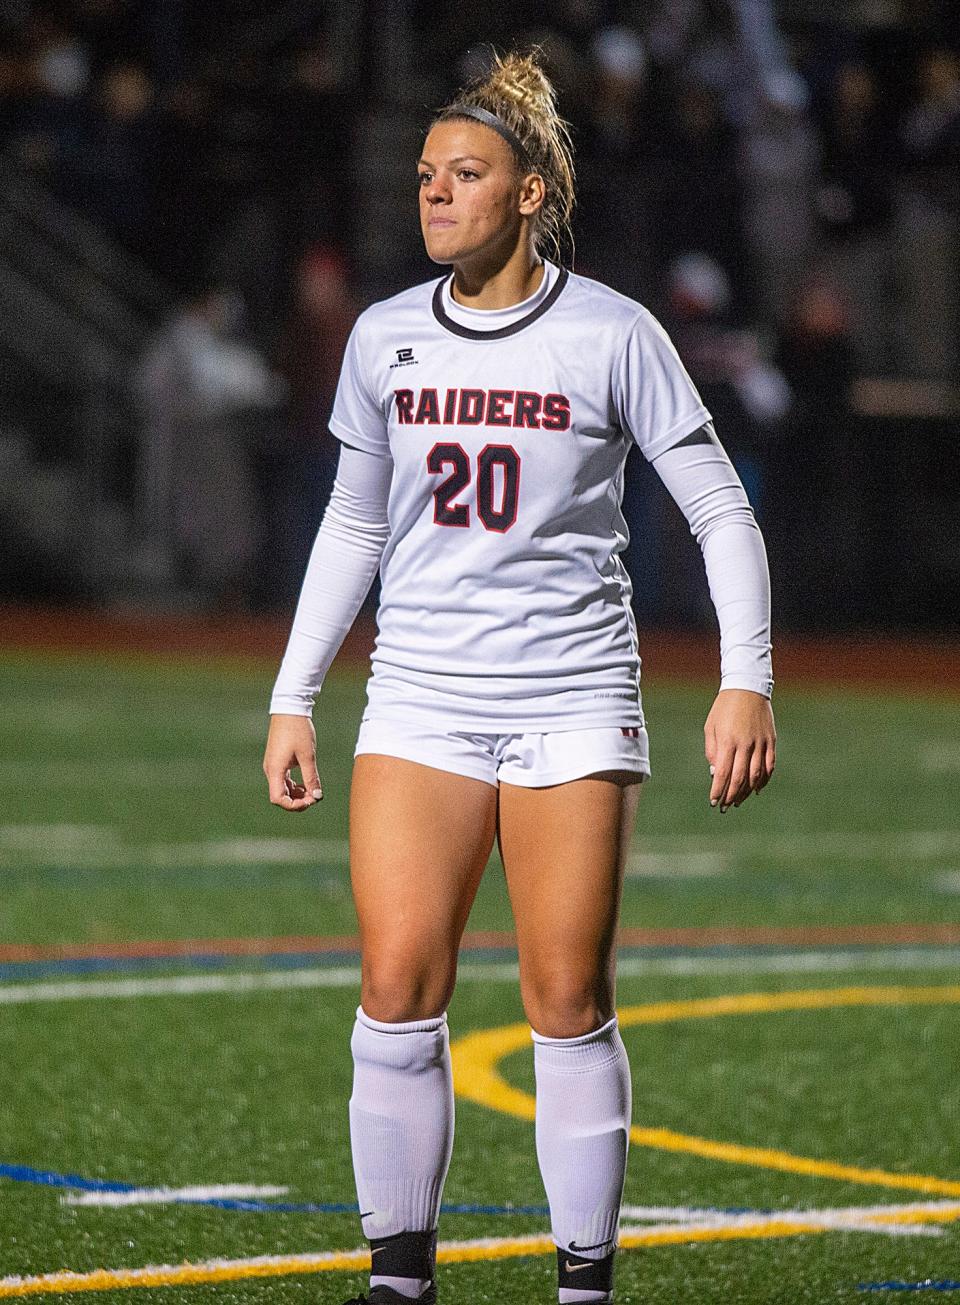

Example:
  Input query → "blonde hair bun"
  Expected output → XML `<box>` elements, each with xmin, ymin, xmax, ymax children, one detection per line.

<box><xmin>485</xmin><ymin>51</ymin><xmax>557</xmax><ymax>118</ymax></box>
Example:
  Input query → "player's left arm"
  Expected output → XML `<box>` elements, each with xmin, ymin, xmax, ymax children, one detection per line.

<box><xmin>650</xmin><ymin>422</ymin><xmax>776</xmax><ymax>811</ymax></box>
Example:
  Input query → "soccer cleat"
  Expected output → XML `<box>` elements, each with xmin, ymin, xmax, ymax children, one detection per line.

<box><xmin>340</xmin><ymin>1286</ymin><xmax>437</xmax><ymax>1304</ymax></box>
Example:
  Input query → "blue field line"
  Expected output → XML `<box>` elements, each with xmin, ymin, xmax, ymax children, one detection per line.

<box><xmin>859</xmin><ymin>1283</ymin><xmax>960</xmax><ymax>1293</ymax></box>
<box><xmin>0</xmin><ymin>1163</ymin><xmax>137</xmax><ymax>1194</ymax></box>
<box><xmin>0</xmin><ymin>1162</ymin><xmax>551</xmax><ymax>1216</ymax></box>
<box><xmin>170</xmin><ymin>1198</ymin><xmax>557</xmax><ymax>1215</ymax></box>
<box><xmin>0</xmin><ymin>948</ymin><xmax>525</xmax><ymax>983</ymax></box>
<box><xmin>0</xmin><ymin>952</ymin><xmax>358</xmax><ymax>983</ymax></box>
<box><xmin>2</xmin><ymin>940</ymin><xmax>945</xmax><ymax>985</ymax></box>
<box><xmin>0</xmin><ymin>1163</ymin><xmax>768</xmax><ymax>1219</ymax></box>
<box><xmin>191</xmin><ymin>1198</ymin><xmax>557</xmax><ymax>1215</ymax></box>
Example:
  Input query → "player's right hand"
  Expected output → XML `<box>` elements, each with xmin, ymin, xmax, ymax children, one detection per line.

<box><xmin>263</xmin><ymin>713</ymin><xmax>323</xmax><ymax>811</ymax></box>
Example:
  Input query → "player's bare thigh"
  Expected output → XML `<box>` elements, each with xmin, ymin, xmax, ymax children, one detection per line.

<box><xmin>498</xmin><ymin>772</ymin><xmax>642</xmax><ymax>1038</ymax></box>
<box><xmin>349</xmin><ymin>753</ymin><xmax>498</xmax><ymax>1021</ymax></box>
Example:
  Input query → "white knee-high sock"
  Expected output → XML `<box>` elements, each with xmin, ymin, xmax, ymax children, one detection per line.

<box><xmin>349</xmin><ymin>1006</ymin><xmax>453</xmax><ymax>1292</ymax></box>
<box><xmin>533</xmin><ymin>1016</ymin><xmax>631</xmax><ymax>1304</ymax></box>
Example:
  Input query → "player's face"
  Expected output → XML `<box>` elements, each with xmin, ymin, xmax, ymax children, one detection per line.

<box><xmin>418</xmin><ymin>121</ymin><xmax>529</xmax><ymax>268</ymax></box>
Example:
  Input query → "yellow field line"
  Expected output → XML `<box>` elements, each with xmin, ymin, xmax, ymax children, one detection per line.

<box><xmin>5</xmin><ymin>1203</ymin><xmax>960</xmax><ymax>1298</ymax></box>
<box><xmin>0</xmin><ymin>1253</ymin><xmax>368</xmax><ymax>1299</ymax></box>
<box><xmin>623</xmin><ymin>1127</ymin><xmax>960</xmax><ymax>1195</ymax></box>
<box><xmin>450</xmin><ymin>985</ymin><xmax>960</xmax><ymax>1196</ymax></box>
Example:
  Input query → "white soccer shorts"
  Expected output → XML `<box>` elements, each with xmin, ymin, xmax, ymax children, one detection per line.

<box><xmin>355</xmin><ymin>716</ymin><xmax>649</xmax><ymax>788</ymax></box>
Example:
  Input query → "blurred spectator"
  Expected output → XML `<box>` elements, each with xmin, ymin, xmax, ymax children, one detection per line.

<box><xmin>666</xmin><ymin>251</ymin><xmax>790</xmax><ymax>517</ymax></box>
<box><xmin>777</xmin><ymin>271</ymin><xmax>855</xmax><ymax>413</ymax></box>
<box><xmin>816</xmin><ymin>61</ymin><xmax>896</xmax><ymax>374</ymax></box>
<box><xmin>644</xmin><ymin>0</ymin><xmax>818</xmax><ymax>322</ymax></box>
<box><xmin>738</xmin><ymin>94</ymin><xmax>819</xmax><ymax>327</ymax></box>
<box><xmin>774</xmin><ymin>273</ymin><xmax>866</xmax><ymax>628</ymax></box>
<box><xmin>896</xmin><ymin>46</ymin><xmax>960</xmax><ymax>379</ymax></box>
<box><xmin>576</xmin><ymin>24</ymin><xmax>657</xmax><ymax>299</ymax></box>
<box><xmin>274</xmin><ymin>36</ymin><xmax>356</xmax><ymax>254</ymax></box>
<box><xmin>267</xmin><ymin>245</ymin><xmax>358</xmax><ymax>605</ymax></box>
<box><xmin>625</xmin><ymin>250</ymin><xmax>788</xmax><ymax>627</ymax></box>
<box><xmin>645</xmin><ymin>0</ymin><xmax>809</xmax><ymax>125</ymax></box>
<box><xmin>31</xmin><ymin>13</ymin><xmax>89</xmax><ymax>99</ymax></box>
<box><xmin>59</xmin><ymin>60</ymin><xmax>154</xmax><ymax>256</ymax></box>
<box><xmin>195</xmin><ymin>55</ymin><xmax>281</xmax><ymax>326</ymax></box>
<box><xmin>1</xmin><ymin>13</ymin><xmax>88</xmax><ymax>181</ymax></box>
<box><xmin>135</xmin><ymin>284</ymin><xmax>286</xmax><ymax>610</ymax></box>
<box><xmin>277</xmin><ymin>247</ymin><xmax>356</xmax><ymax>449</ymax></box>
<box><xmin>145</xmin><ymin>76</ymin><xmax>214</xmax><ymax>290</ymax></box>
<box><xmin>652</xmin><ymin>80</ymin><xmax>750</xmax><ymax>303</ymax></box>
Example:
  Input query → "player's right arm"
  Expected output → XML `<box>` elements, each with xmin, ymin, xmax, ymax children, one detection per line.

<box><xmin>264</xmin><ymin>442</ymin><xmax>392</xmax><ymax>811</ymax></box>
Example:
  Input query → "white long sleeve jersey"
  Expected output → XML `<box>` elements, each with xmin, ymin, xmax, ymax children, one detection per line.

<box><xmin>271</xmin><ymin>262</ymin><xmax>773</xmax><ymax>729</ymax></box>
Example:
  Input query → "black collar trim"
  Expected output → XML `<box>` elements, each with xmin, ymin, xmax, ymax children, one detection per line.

<box><xmin>431</xmin><ymin>266</ymin><xmax>570</xmax><ymax>340</ymax></box>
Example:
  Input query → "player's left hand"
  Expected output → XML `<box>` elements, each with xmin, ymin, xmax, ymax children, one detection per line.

<box><xmin>704</xmin><ymin>689</ymin><xmax>776</xmax><ymax>812</ymax></box>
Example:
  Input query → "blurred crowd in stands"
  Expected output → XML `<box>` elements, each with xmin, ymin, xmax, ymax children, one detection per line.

<box><xmin>2</xmin><ymin>0</ymin><xmax>959</xmax><ymax>626</ymax></box>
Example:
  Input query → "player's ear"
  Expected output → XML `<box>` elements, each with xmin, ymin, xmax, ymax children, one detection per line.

<box><xmin>518</xmin><ymin>172</ymin><xmax>545</xmax><ymax>218</ymax></box>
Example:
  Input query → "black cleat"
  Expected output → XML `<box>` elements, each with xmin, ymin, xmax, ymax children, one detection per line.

<box><xmin>340</xmin><ymin>1287</ymin><xmax>437</xmax><ymax>1304</ymax></box>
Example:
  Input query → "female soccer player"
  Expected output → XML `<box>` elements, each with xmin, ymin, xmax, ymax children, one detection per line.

<box><xmin>264</xmin><ymin>51</ymin><xmax>775</xmax><ymax>1305</ymax></box>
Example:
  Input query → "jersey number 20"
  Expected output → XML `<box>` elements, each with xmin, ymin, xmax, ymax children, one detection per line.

<box><xmin>427</xmin><ymin>442</ymin><xmax>520</xmax><ymax>534</ymax></box>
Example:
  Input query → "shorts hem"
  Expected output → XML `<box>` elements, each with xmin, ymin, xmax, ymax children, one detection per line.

<box><xmin>354</xmin><ymin>739</ymin><xmax>498</xmax><ymax>789</ymax></box>
<box><xmin>499</xmin><ymin>762</ymin><xmax>650</xmax><ymax>788</ymax></box>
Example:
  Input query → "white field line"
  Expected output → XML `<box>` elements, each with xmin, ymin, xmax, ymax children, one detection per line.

<box><xmin>623</xmin><ymin>830</ymin><xmax>960</xmax><ymax>861</ymax></box>
<box><xmin>0</xmin><ymin>968</ymin><xmax>363</xmax><ymax>1005</ymax></box>
<box><xmin>3</xmin><ymin>947</ymin><xmax>960</xmax><ymax>1007</ymax></box>
<box><xmin>0</xmin><ymin>827</ymin><xmax>350</xmax><ymax>870</ymax></box>
<box><xmin>0</xmin><ymin>761</ymin><xmax>255</xmax><ymax>788</ymax></box>
<box><xmin>920</xmin><ymin>744</ymin><xmax>960</xmax><ymax>774</ymax></box>
<box><xmin>620</xmin><ymin>1200</ymin><xmax>952</xmax><ymax>1239</ymax></box>
<box><xmin>615</xmin><ymin>946</ymin><xmax>960</xmax><ymax>979</ymax></box>
<box><xmin>619</xmin><ymin>1215</ymin><xmax>935</xmax><ymax>1239</ymax></box>
<box><xmin>147</xmin><ymin>839</ymin><xmax>350</xmax><ymax>868</ymax></box>
<box><xmin>0</xmin><ymin>825</ymin><xmax>117</xmax><ymax>850</ymax></box>
<box><xmin>622</xmin><ymin>1204</ymin><xmax>754</xmax><ymax>1220</ymax></box>
<box><xmin>625</xmin><ymin>851</ymin><xmax>727</xmax><ymax>877</ymax></box>
<box><xmin>61</xmin><ymin>1185</ymin><xmax>288</xmax><ymax>1208</ymax></box>
<box><xmin>0</xmin><ymin>705</ymin><xmax>269</xmax><ymax>737</ymax></box>
<box><xmin>5</xmin><ymin>824</ymin><xmax>960</xmax><ymax>868</ymax></box>
<box><xmin>2</xmin><ymin>1201</ymin><xmax>959</xmax><ymax>1298</ymax></box>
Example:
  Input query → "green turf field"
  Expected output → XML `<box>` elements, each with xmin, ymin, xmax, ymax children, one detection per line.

<box><xmin>1</xmin><ymin>648</ymin><xmax>959</xmax><ymax>1303</ymax></box>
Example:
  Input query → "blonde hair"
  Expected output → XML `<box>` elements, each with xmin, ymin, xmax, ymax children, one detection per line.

<box><xmin>435</xmin><ymin>49</ymin><xmax>576</xmax><ymax>266</ymax></box>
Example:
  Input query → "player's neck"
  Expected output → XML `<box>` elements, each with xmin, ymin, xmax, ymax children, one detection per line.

<box><xmin>450</xmin><ymin>246</ymin><xmax>544</xmax><ymax>311</ymax></box>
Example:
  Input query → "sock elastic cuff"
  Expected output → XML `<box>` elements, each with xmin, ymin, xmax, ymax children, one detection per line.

<box><xmin>531</xmin><ymin>1015</ymin><xmax>623</xmax><ymax>1072</ymax></box>
<box><xmin>356</xmin><ymin>1005</ymin><xmax>448</xmax><ymax>1036</ymax></box>
<box><xmin>531</xmin><ymin>1015</ymin><xmax>618</xmax><ymax>1048</ymax></box>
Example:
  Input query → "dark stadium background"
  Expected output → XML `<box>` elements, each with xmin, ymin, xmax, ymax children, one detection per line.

<box><xmin>2</xmin><ymin>0</ymin><xmax>959</xmax><ymax>640</ymax></box>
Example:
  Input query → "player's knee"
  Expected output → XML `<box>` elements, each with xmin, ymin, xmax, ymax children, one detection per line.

<box><xmin>360</xmin><ymin>951</ymin><xmax>455</xmax><ymax>1023</ymax></box>
<box><xmin>521</xmin><ymin>972</ymin><xmax>614</xmax><ymax>1040</ymax></box>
